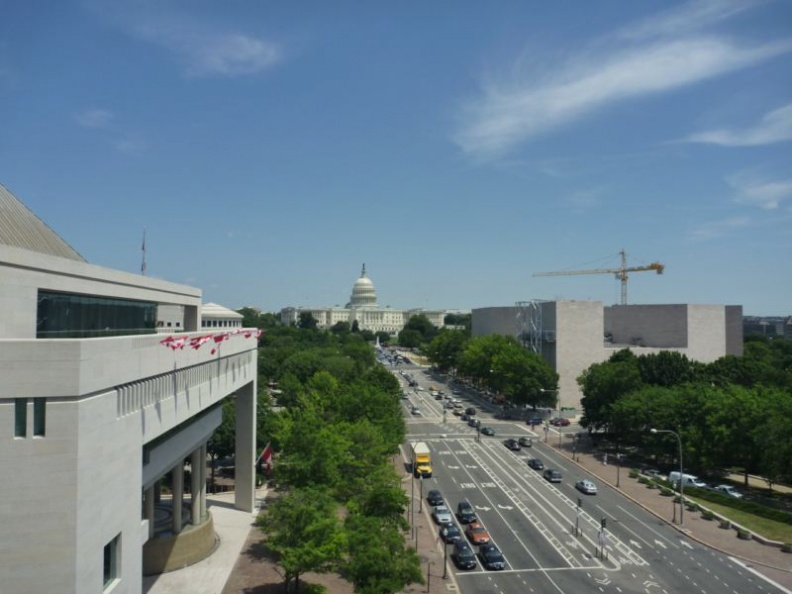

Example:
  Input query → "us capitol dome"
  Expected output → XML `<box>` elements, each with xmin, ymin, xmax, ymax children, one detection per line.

<box><xmin>279</xmin><ymin>264</ymin><xmax>448</xmax><ymax>335</ymax></box>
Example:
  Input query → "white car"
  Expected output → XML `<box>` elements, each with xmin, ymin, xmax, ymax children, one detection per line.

<box><xmin>432</xmin><ymin>505</ymin><xmax>453</xmax><ymax>524</ymax></box>
<box><xmin>575</xmin><ymin>479</ymin><xmax>598</xmax><ymax>495</ymax></box>
<box><xmin>713</xmin><ymin>484</ymin><xmax>743</xmax><ymax>498</ymax></box>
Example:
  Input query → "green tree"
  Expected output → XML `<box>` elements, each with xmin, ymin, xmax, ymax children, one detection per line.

<box><xmin>578</xmin><ymin>350</ymin><xmax>643</xmax><ymax>430</ymax></box>
<box><xmin>351</xmin><ymin>319</ymin><xmax>360</xmax><ymax>333</ymax></box>
<box><xmin>637</xmin><ymin>351</ymin><xmax>698</xmax><ymax>387</ymax></box>
<box><xmin>258</xmin><ymin>486</ymin><xmax>344</xmax><ymax>593</ymax></box>
<box><xmin>402</xmin><ymin>313</ymin><xmax>439</xmax><ymax>344</ymax></box>
<box><xmin>330</xmin><ymin>321</ymin><xmax>351</xmax><ymax>335</ymax></box>
<box><xmin>297</xmin><ymin>312</ymin><xmax>319</xmax><ymax>330</ymax></box>
<box><xmin>374</xmin><ymin>331</ymin><xmax>391</xmax><ymax>345</ymax></box>
<box><xmin>426</xmin><ymin>329</ymin><xmax>469</xmax><ymax>372</ymax></box>
<box><xmin>490</xmin><ymin>343</ymin><xmax>559</xmax><ymax>408</ymax></box>
<box><xmin>456</xmin><ymin>334</ymin><xmax>516</xmax><ymax>383</ymax></box>
<box><xmin>397</xmin><ymin>328</ymin><xmax>422</xmax><ymax>349</ymax></box>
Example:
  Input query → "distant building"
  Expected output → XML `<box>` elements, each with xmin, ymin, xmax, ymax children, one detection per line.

<box><xmin>473</xmin><ymin>301</ymin><xmax>743</xmax><ymax>411</ymax></box>
<box><xmin>743</xmin><ymin>315</ymin><xmax>792</xmax><ymax>339</ymax></box>
<box><xmin>0</xmin><ymin>183</ymin><xmax>258</xmax><ymax>594</ymax></box>
<box><xmin>280</xmin><ymin>264</ymin><xmax>447</xmax><ymax>334</ymax></box>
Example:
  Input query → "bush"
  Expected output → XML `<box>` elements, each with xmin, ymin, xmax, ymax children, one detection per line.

<box><xmin>685</xmin><ymin>487</ymin><xmax>792</xmax><ymax>527</ymax></box>
<box><xmin>646</xmin><ymin>482</ymin><xmax>657</xmax><ymax>489</ymax></box>
<box><xmin>638</xmin><ymin>476</ymin><xmax>648</xmax><ymax>484</ymax></box>
<box><xmin>701</xmin><ymin>510</ymin><xmax>714</xmax><ymax>521</ymax></box>
<box><xmin>629</xmin><ymin>469</ymin><xmax>639</xmax><ymax>479</ymax></box>
<box><xmin>719</xmin><ymin>519</ymin><xmax>731</xmax><ymax>529</ymax></box>
<box><xmin>660</xmin><ymin>487</ymin><xmax>673</xmax><ymax>496</ymax></box>
<box><xmin>782</xmin><ymin>543</ymin><xmax>792</xmax><ymax>553</ymax></box>
<box><xmin>737</xmin><ymin>529</ymin><xmax>751</xmax><ymax>540</ymax></box>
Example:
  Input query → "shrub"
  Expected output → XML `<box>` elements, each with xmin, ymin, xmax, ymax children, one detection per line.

<box><xmin>782</xmin><ymin>543</ymin><xmax>792</xmax><ymax>553</ymax></box>
<box><xmin>719</xmin><ymin>519</ymin><xmax>731</xmax><ymax>529</ymax></box>
<box><xmin>629</xmin><ymin>469</ymin><xmax>639</xmax><ymax>479</ymax></box>
<box><xmin>660</xmin><ymin>487</ymin><xmax>673</xmax><ymax>496</ymax></box>
<box><xmin>701</xmin><ymin>510</ymin><xmax>714</xmax><ymax>521</ymax></box>
<box><xmin>737</xmin><ymin>529</ymin><xmax>751</xmax><ymax>540</ymax></box>
<box><xmin>646</xmin><ymin>482</ymin><xmax>657</xmax><ymax>489</ymax></box>
<box><xmin>303</xmin><ymin>584</ymin><xmax>328</xmax><ymax>594</ymax></box>
<box><xmin>638</xmin><ymin>476</ymin><xmax>648</xmax><ymax>484</ymax></box>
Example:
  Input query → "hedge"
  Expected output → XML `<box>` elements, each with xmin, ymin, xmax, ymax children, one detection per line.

<box><xmin>683</xmin><ymin>486</ymin><xmax>792</xmax><ymax>526</ymax></box>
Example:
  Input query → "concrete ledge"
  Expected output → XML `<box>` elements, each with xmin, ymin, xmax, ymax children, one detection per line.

<box><xmin>143</xmin><ymin>513</ymin><xmax>217</xmax><ymax>575</ymax></box>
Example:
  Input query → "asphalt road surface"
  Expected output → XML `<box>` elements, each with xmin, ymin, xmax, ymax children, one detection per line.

<box><xmin>394</xmin><ymin>361</ymin><xmax>788</xmax><ymax>594</ymax></box>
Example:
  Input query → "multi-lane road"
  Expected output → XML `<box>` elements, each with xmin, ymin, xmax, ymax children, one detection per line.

<box><xmin>394</xmin><ymin>360</ymin><xmax>788</xmax><ymax>594</ymax></box>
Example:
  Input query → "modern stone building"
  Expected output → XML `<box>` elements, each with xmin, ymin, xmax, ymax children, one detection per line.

<box><xmin>0</xmin><ymin>183</ymin><xmax>258</xmax><ymax>594</ymax></box>
<box><xmin>280</xmin><ymin>264</ymin><xmax>447</xmax><ymax>334</ymax></box>
<box><xmin>473</xmin><ymin>300</ymin><xmax>743</xmax><ymax>411</ymax></box>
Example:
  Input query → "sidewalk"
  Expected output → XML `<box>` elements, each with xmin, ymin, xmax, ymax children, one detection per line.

<box><xmin>549</xmin><ymin>432</ymin><xmax>792</xmax><ymax>590</ymax></box>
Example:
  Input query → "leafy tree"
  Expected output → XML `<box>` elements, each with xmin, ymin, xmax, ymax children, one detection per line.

<box><xmin>491</xmin><ymin>344</ymin><xmax>558</xmax><ymax>409</ymax></box>
<box><xmin>351</xmin><ymin>319</ymin><xmax>360</xmax><ymax>333</ymax></box>
<box><xmin>258</xmin><ymin>486</ymin><xmax>344</xmax><ymax>593</ymax></box>
<box><xmin>330</xmin><ymin>321</ymin><xmax>351</xmax><ymax>335</ymax></box>
<box><xmin>426</xmin><ymin>329</ymin><xmax>469</xmax><ymax>372</ymax></box>
<box><xmin>637</xmin><ymin>351</ymin><xmax>698</xmax><ymax>387</ymax></box>
<box><xmin>578</xmin><ymin>351</ymin><xmax>643</xmax><ymax>430</ymax></box>
<box><xmin>397</xmin><ymin>328</ymin><xmax>422</xmax><ymax>349</ymax></box>
<box><xmin>402</xmin><ymin>313</ymin><xmax>439</xmax><ymax>344</ymax></box>
<box><xmin>341</xmin><ymin>514</ymin><xmax>422</xmax><ymax>594</ymax></box>
<box><xmin>444</xmin><ymin>312</ymin><xmax>471</xmax><ymax>330</ymax></box>
<box><xmin>297</xmin><ymin>312</ymin><xmax>319</xmax><ymax>330</ymax></box>
<box><xmin>374</xmin><ymin>331</ymin><xmax>391</xmax><ymax>345</ymax></box>
<box><xmin>456</xmin><ymin>334</ymin><xmax>516</xmax><ymax>382</ymax></box>
<box><xmin>360</xmin><ymin>329</ymin><xmax>375</xmax><ymax>342</ymax></box>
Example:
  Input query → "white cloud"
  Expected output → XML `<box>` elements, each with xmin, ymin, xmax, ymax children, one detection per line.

<box><xmin>689</xmin><ymin>216</ymin><xmax>751</xmax><ymax>241</ymax></box>
<box><xmin>454</xmin><ymin>0</ymin><xmax>791</xmax><ymax>161</ymax></box>
<box><xmin>134</xmin><ymin>21</ymin><xmax>281</xmax><ymax>78</ymax></box>
<box><xmin>729</xmin><ymin>174</ymin><xmax>792</xmax><ymax>209</ymax></box>
<box><xmin>75</xmin><ymin>108</ymin><xmax>114</xmax><ymax>128</ymax></box>
<box><xmin>113</xmin><ymin>135</ymin><xmax>146</xmax><ymax>155</ymax></box>
<box><xmin>686</xmin><ymin>102</ymin><xmax>792</xmax><ymax>146</ymax></box>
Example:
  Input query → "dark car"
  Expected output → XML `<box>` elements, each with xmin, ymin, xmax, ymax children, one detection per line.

<box><xmin>504</xmin><ymin>438</ymin><xmax>521</xmax><ymax>451</ymax></box>
<box><xmin>478</xmin><ymin>543</ymin><xmax>506</xmax><ymax>570</ymax></box>
<box><xmin>543</xmin><ymin>468</ymin><xmax>563</xmax><ymax>483</ymax></box>
<box><xmin>456</xmin><ymin>499</ymin><xmax>477</xmax><ymax>524</ymax></box>
<box><xmin>551</xmin><ymin>417</ymin><xmax>571</xmax><ymax>426</ymax></box>
<box><xmin>481</xmin><ymin>427</ymin><xmax>495</xmax><ymax>436</ymax></box>
<box><xmin>518</xmin><ymin>436</ymin><xmax>533</xmax><ymax>447</ymax></box>
<box><xmin>427</xmin><ymin>489</ymin><xmax>444</xmax><ymax>506</ymax></box>
<box><xmin>528</xmin><ymin>458</ymin><xmax>545</xmax><ymax>471</ymax></box>
<box><xmin>460</xmin><ymin>413</ymin><xmax>469</xmax><ymax>421</ymax></box>
<box><xmin>453</xmin><ymin>540</ymin><xmax>477</xmax><ymax>570</ymax></box>
<box><xmin>467</xmin><ymin>418</ymin><xmax>480</xmax><ymax>428</ymax></box>
<box><xmin>465</xmin><ymin>407</ymin><xmax>477</xmax><ymax>416</ymax></box>
<box><xmin>440</xmin><ymin>523</ymin><xmax>462</xmax><ymax>543</ymax></box>
<box><xmin>527</xmin><ymin>417</ymin><xmax>543</xmax><ymax>426</ymax></box>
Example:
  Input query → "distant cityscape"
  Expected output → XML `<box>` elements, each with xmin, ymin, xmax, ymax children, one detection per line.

<box><xmin>743</xmin><ymin>316</ymin><xmax>792</xmax><ymax>338</ymax></box>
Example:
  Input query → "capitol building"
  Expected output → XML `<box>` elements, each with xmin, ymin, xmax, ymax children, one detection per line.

<box><xmin>280</xmin><ymin>264</ymin><xmax>447</xmax><ymax>334</ymax></box>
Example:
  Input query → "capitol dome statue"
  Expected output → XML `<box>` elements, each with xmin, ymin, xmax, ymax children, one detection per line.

<box><xmin>346</xmin><ymin>263</ymin><xmax>378</xmax><ymax>309</ymax></box>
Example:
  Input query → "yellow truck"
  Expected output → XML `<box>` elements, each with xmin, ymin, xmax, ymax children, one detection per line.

<box><xmin>411</xmin><ymin>442</ymin><xmax>433</xmax><ymax>478</ymax></box>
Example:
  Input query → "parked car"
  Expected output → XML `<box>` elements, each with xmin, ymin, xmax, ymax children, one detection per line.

<box><xmin>528</xmin><ymin>458</ymin><xmax>545</xmax><ymax>471</ymax></box>
<box><xmin>453</xmin><ymin>540</ymin><xmax>477</xmax><ymax>570</ymax></box>
<box><xmin>504</xmin><ymin>438</ymin><xmax>521</xmax><ymax>451</ymax></box>
<box><xmin>460</xmin><ymin>414</ymin><xmax>469</xmax><ymax>421</ymax></box>
<box><xmin>575</xmin><ymin>479</ymin><xmax>598</xmax><ymax>494</ymax></box>
<box><xmin>543</xmin><ymin>469</ymin><xmax>563</xmax><ymax>483</ymax></box>
<box><xmin>480</xmin><ymin>427</ymin><xmax>495</xmax><ymax>436</ymax></box>
<box><xmin>465</xmin><ymin>522</ymin><xmax>490</xmax><ymax>545</ymax></box>
<box><xmin>440</xmin><ymin>523</ymin><xmax>462</xmax><ymax>543</ymax></box>
<box><xmin>518</xmin><ymin>436</ymin><xmax>533</xmax><ymax>447</ymax></box>
<box><xmin>410</xmin><ymin>407</ymin><xmax>421</xmax><ymax>416</ymax></box>
<box><xmin>478</xmin><ymin>543</ymin><xmax>506</xmax><ymax>570</ymax></box>
<box><xmin>426</xmin><ymin>489</ymin><xmax>444</xmax><ymax>506</ymax></box>
<box><xmin>550</xmin><ymin>417</ymin><xmax>571</xmax><ymax>426</ymax></box>
<box><xmin>713</xmin><ymin>484</ymin><xmax>744</xmax><ymax>498</ymax></box>
<box><xmin>456</xmin><ymin>500</ymin><xmax>477</xmax><ymax>524</ymax></box>
<box><xmin>432</xmin><ymin>505</ymin><xmax>453</xmax><ymax>525</ymax></box>
<box><xmin>527</xmin><ymin>417</ymin><xmax>543</xmax><ymax>426</ymax></box>
<box><xmin>467</xmin><ymin>418</ymin><xmax>481</xmax><ymax>428</ymax></box>
<box><xmin>465</xmin><ymin>407</ymin><xmax>477</xmax><ymax>416</ymax></box>
<box><xmin>643</xmin><ymin>469</ymin><xmax>666</xmax><ymax>480</ymax></box>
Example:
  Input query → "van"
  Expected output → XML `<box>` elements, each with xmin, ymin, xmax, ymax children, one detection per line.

<box><xmin>668</xmin><ymin>471</ymin><xmax>706</xmax><ymax>488</ymax></box>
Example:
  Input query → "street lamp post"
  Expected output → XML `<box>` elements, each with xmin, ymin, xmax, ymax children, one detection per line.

<box><xmin>650</xmin><ymin>428</ymin><xmax>684</xmax><ymax>525</ymax></box>
<box><xmin>442</xmin><ymin>539</ymin><xmax>449</xmax><ymax>579</ymax></box>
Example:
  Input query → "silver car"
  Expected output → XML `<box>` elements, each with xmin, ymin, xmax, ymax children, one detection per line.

<box><xmin>575</xmin><ymin>479</ymin><xmax>598</xmax><ymax>494</ymax></box>
<box><xmin>432</xmin><ymin>505</ymin><xmax>453</xmax><ymax>524</ymax></box>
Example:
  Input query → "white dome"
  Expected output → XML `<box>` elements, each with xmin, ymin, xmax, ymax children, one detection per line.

<box><xmin>346</xmin><ymin>264</ymin><xmax>378</xmax><ymax>308</ymax></box>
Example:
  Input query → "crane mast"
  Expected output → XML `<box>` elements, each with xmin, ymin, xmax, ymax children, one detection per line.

<box><xmin>533</xmin><ymin>250</ymin><xmax>664</xmax><ymax>305</ymax></box>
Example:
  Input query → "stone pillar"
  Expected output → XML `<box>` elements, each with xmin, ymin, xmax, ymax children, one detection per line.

<box><xmin>172</xmin><ymin>463</ymin><xmax>184</xmax><ymax>535</ymax></box>
<box><xmin>199</xmin><ymin>442</ymin><xmax>207</xmax><ymax>520</ymax></box>
<box><xmin>234</xmin><ymin>381</ymin><xmax>257</xmax><ymax>512</ymax></box>
<box><xmin>190</xmin><ymin>448</ymin><xmax>202</xmax><ymax>525</ymax></box>
<box><xmin>145</xmin><ymin>486</ymin><xmax>156</xmax><ymax>538</ymax></box>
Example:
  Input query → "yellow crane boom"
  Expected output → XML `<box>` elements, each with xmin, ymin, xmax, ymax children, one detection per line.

<box><xmin>533</xmin><ymin>250</ymin><xmax>664</xmax><ymax>305</ymax></box>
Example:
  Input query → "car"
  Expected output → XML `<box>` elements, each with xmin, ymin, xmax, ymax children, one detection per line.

<box><xmin>527</xmin><ymin>417</ymin><xmax>543</xmax><ymax>426</ymax></box>
<box><xmin>465</xmin><ymin>407</ymin><xmax>477</xmax><ymax>416</ymax></box>
<box><xmin>440</xmin><ymin>523</ymin><xmax>462</xmax><ymax>543</ymax></box>
<box><xmin>643</xmin><ymin>469</ymin><xmax>666</xmax><ymax>480</ymax></box>
<box><xmin>465</xmin><ymin>522</ymin><xmax>490</xmax><ymax>545</ymax></box>
<box><xmin>426</xmin><ymin>489</ymin><xmax>444</xmax><ymax>506</ymax></box>
<box><xmin>713</xmin><ymin>484</ymin><xmax>744</xmax><ymax>499</ymax></box>
<box><xmin>518</xmin><ymin>436</ymin><xmax>533</xmax><ymax>447</ymax></box>
<box><xmin>550</xmin><ymin>417</ymin><xmax>571</xmax><ymax>426</ymax></box>
<box><xmin>451</xmin><ymin>389</ymin><xmax>460</xmax><ymax>395</ymax></box>
<box><xmin>467</xmin><ymin>418</ymin><xmax>481</xmax><ymax>428</ymax></box>
<box><xmin>543</xmin><ymin>469</ymin><xmax>563</xmax><ymax>483</ymax></box>
<box><xmin>453</xmin><ymin>540</ymin><xmax>477</xmax><ymax>570</ymax></box>
<box><xmin>401</xmin><ymin>393</ymin><xmax>409</xmax><ymax>399</ymax></box>
<box><xmin>480</xmin><ymin>427</ymin><xmax>495</xmax><ymax>436</ymax></box>
<box><xmin>460</xmin><ymin>413</ymin><xmax>469</xmax><ymax>421</ymax></box>
<box><xmin>452</xmin><ymin>409</ymin><xmax>463</xmax><ymax>416</ymax></box>
<box><xmin>410</xmin><ymin>407</ymin><xmax>421</xmax><ymax>416</ymax></box>
<box><xmin>527</xmin><ymin>458</ymin><xmax>545</xmax><ymax>471</ymax></box>
<box><xmin>478</xmin><ymin>543</ymin><xmax>506</xmax><ymax>570</ymax></box>
<box><xmin>575</xmin><ymin>479</ymin><xmax>598</xmax><ymax>494</ymax></box>
<box><xmin>434</xmin><ymin>394</ymin><xmax>444</xmax><ymax>401</ymax></box>
<box><xmin>453</xmin><ymin>402</ymin><xmax>464</xmax><ymax>409</ymax></box>
<box><xmin>504</xmin><ymin>438</ymin><xmax>521</xmax><ymax>451</ymax></box>
<box><xmin>432</xmin><ymin>505</ymin><xmax>453</xmax><ymax>524</ymax></box>
<box><xmin>456</xmin><ymin>500</ymin><xmax>477</xmax><ymax>524</ymax></box>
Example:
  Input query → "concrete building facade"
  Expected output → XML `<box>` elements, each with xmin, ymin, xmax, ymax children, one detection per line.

<box><xmin>0</xmin><ymin>184</ymin><xmax>258</xmax><ymax>594</ymax></box>
<box><xmin>473</xmin><ymin>301</ymin><xmax>743</xmax><ymax>411</ymax></box>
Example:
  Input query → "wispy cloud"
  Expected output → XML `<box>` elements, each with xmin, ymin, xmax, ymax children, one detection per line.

<box><xmin>134</xmin><ymin>21</ymin><xmax>281</xmax><ymax>78</ymax></box>
<box><xmin>689</xmin><ymin>216</ymin><xmax>751</xmax><ymax>241</ymax></box>
<box><xmin>113</xmin><ymin>135</ymin><xmax>146</xmax><ymax>155</ymax></box>
<box><xmin>685</xmin><ymin>102</ymin><xmax>792</xmax><ymax>146</ymax></box>
<box><xmin>729</xmin><ymin>173</ymin><xmax>792</xmax><ymax>209</ymax></box>
<box><xmin>454</xmin><ymin>0</ymin><xmax>791</xmax><ymax>160</ymax></box>
<box><xmin>75</xmin><ymin>108</ymin><xmax>114</xmax><ymax>129</ymax></box>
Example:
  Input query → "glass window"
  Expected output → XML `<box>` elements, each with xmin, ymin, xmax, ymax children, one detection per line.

<box><xmin>15</xmin><ymin>398</ymin><xmax>27</xmax><ymax>438</ymax></box>
<box><xmin>37</xmin><ymin>291</ymin><xmax>157</xmax><ymax>338</ymax></box>
<box><xmin>103</xmin><ymin>534</ymin><xmax>121</xmax><ymax>589</ymax></box>
<box><xmin>33</xmin><ymin>398</ymin><xmax>46</xmax><ymax>437</ymax></box>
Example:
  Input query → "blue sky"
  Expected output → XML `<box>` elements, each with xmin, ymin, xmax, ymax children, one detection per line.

<box><xmin>2</xmin><ymin>0</ymin><xmax>790</xmax><ymax>316</ymax></box>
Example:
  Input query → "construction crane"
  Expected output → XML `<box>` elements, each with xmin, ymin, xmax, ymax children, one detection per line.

<box><xmin>533</xmin><ymin>250</ymin><xmax>664</xmax><ymax>306</ymax></box>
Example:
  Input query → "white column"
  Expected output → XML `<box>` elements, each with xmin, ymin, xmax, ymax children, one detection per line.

<box><xmin>199</xmin><ymin>442</ymin><xmax>207</xmax><ymax>520</ymax></box>
<box><xmin>145</xmin><ymin>486</ymin><xmax>155</xmax><ymax>538</ymax></box>
<box><xmin>172</xmin><ymin>463</ymin><xmax>184</xmax><ymax>534</ymax></box>
<box><xmin>190</xmin><ymin>448</ymin><xmax>201</xmax><ymax>525</ymax></box>
<box><xmin>234</xmin><ymin>381</ymin><xmax>257</xmax><ymax>512</ymax></box>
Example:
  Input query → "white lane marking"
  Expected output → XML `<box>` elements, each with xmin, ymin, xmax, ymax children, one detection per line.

<box><xmin>728</xmin><ymin>556</ymin><xmax>792</xmax><ymax>594</ymax></box>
